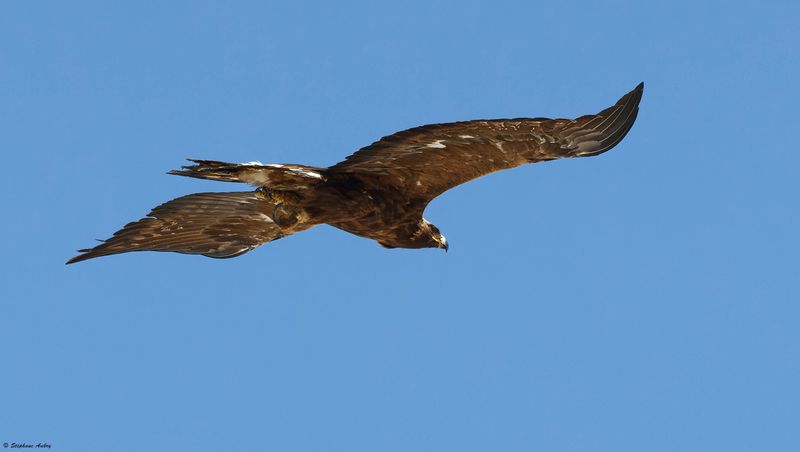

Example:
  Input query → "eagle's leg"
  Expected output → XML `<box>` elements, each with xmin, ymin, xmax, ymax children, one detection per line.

<box><xmin>256</xmin><ymin>188</ymin><xmax>302</xmax><ymax>228</ymax></box>
<box><xmin>256</xmin><ymin>187</ymin><xmax>301</xmax><ymax>205</ymax></box>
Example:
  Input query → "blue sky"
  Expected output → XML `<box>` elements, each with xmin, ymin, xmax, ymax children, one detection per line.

<box><xmin>1</xmin><ymin>1</ymin><xmax>798</xmax><ymax>451</ymax></box>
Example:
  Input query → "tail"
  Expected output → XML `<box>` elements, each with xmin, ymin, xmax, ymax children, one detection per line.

<box><xmin>168</xmin><ymin>159</ymin><xmax>327</xmax><ymax>189</ymax></box>
<box><xmin>67</xmin><ymin>191</ymin><xmax>303</xmax><ymax>264</ymax></box>
<box><xmin>556</xmin><ymin>82</ymin><xmax>643</xmax><ymax>157</ymax></box>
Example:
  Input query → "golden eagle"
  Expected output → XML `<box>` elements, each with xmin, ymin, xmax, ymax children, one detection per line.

<box><xmin>67</xmin><ymin>83</ymin><xmax>643</xmax><ymax>264</ymax></box>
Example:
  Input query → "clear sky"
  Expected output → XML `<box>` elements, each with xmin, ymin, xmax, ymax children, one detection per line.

<box><xmin>1</xmin><ymin>1</ymin><xmax>798</xmax><ymax>451</ymax></box>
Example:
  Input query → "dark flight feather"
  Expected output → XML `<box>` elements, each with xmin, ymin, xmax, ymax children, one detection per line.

<box><xmin>66</xmin><ymin>192</ymin><xmax>297</xmax><ymax>264</ymax></box>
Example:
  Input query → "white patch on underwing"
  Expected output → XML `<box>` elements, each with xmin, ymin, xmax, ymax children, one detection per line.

<box><xmin>265</xmin><ymin>164</ymin><xmax>285</xmax><ymax>168</ymax></box>
<box><xmin>242</xmin><ymin>161</ymin><xmax>264</xmax><ymax>166</ymax></box>
<box><xmin>290</xmin><ymin>169</ymin><xmax>323</xmax><ymax>179</ymax></box>
<box><xmin>459</xmin><ymin>135</ymin><xmax>475</xmax><ymax>139</ymax></box>
<box><xmin>426</xmin><ymin>140</ymin><xmax>446</xmax><ymax>149</ymax></box>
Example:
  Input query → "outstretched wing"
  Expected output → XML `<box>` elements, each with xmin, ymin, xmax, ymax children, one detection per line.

<box><xmin>66</xmin><ymin>192</ymin><xmax>297</xmax><ymax>264</ymax></box>
<box><xmin>330</xmin><ymin>83</ymin><xmax>643</xmax><ymax>203</ymax></box>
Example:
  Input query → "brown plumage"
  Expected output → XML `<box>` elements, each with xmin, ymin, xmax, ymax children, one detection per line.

<box><xmin>67</xmin><ymin>83</ymin><xmax>643</xmax><ymax>264</ymax></box>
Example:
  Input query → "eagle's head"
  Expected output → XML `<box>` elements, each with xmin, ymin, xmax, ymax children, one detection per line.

<box><xmin>378</xmin><ymin>219</ymin><xmax>449</xmax><ymax>251</ymax></box>
<box><xmin>420</xmin><ymin>219</ymin><xmax>448</xmax><ymax>252</ymax></box>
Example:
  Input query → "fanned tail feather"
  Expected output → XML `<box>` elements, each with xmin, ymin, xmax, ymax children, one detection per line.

<box><xmin>168</xmin><ymin>159</ymin><xmax>327</xmax><ymax>189</ymax></box>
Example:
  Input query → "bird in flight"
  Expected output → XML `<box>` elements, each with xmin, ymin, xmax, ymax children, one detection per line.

<box><xmin>67</xmin><ymin>83</ymin><xmax>643</xmax><ymax>264</ymax></box>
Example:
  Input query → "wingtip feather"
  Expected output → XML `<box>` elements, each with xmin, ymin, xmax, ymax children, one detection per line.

<box><xmin>617</xmin><ymin>82</ymin><xmax>644</xmax><ymax>108</ymax></box>
<box><xmin>66</xmin><ymin>252</ymin><xmax>92</xmax><ymax>265</ymax></box>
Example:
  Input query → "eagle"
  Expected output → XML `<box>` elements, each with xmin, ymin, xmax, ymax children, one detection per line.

<box><xmin>67</xmin><ymin>83</ymin><xmax>643</xmax><ymax>264</ymax></box>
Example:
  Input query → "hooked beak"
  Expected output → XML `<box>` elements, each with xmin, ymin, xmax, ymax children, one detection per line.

<box><xmin>441</xmin><ymin>240</ymin><xmax>449</xmax><ymax>253</ymax></box>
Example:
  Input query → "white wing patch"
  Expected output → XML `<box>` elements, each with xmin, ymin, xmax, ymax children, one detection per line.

<box><xmin>426</xmin><ymin>140</ymin><xmax>447</xmax><ymax>149</ymax></box>
<box><xmin>290</xmin><ymin>168</ymin><xmax>322</xmax><ymax>179</ymax></box>
<box><xmin>459</xmin><ymin>135</ymin><xmax>475</xmax><ymax>139</ymax></box>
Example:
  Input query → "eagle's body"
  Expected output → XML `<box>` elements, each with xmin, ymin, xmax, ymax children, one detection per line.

<box><xmin>67</xmin><ymin>83</ymin><xmax>643</xmax><ymax>264</ymax></box>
